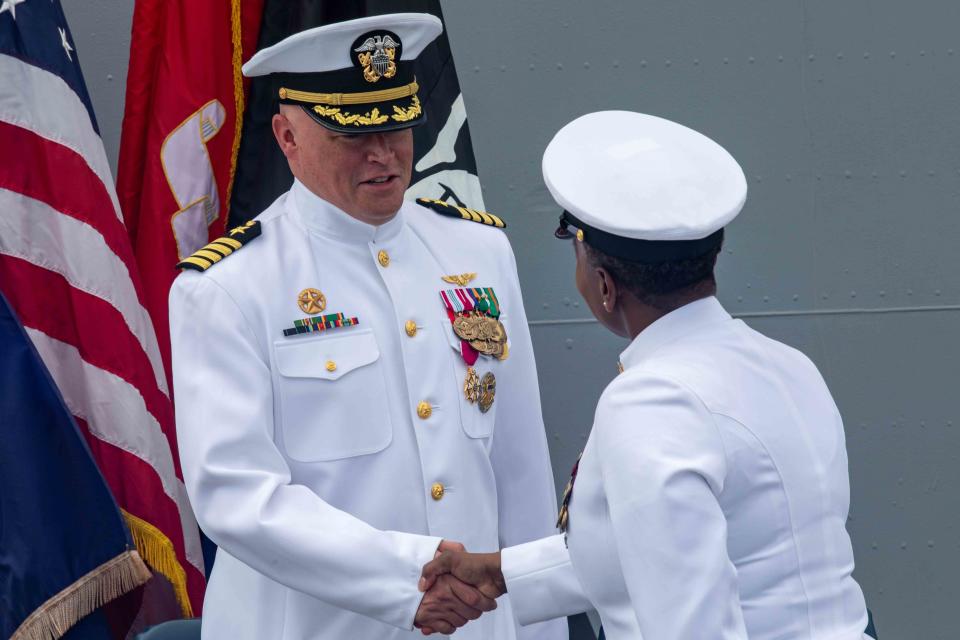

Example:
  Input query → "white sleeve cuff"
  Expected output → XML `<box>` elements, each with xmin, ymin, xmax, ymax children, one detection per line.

<box><xmin>501</xmin><ymin>534</ymin><xmax>591</xmax><ymax>625</ymax></box>
<box><xmin>389</xmin><ymin>532</ymin><xmax>443</xmax><ymax>631</ymax></box>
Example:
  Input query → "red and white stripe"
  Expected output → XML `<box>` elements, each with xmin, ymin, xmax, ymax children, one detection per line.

<box><xmin>0</xmin><ymin>53</ymin><xmax>205</xmax><ymax>608</ymax></box>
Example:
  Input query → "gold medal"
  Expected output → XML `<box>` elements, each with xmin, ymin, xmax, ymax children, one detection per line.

<box><xmin>478</xmin><ymin>372</ymin><xmax>496</xmax><ymax>414</ymax></box>
<box><xmin>454</xmin><ymin>313</ymin><xmax>508</xmax><ymax>359</ymax></box>
<box><xmin>469</xmin><ymin>339</ymin><xmax>504</xmax><ymax>359</ymax></box>
<box><xmin>463</xmin><ymin>367</ymin><xmax>480</xmax><ymax>404</ymax></box>
<box><xmin>476</xmin><ymin>316</ymin><xmax>503</xmax><ymax>341</ymax></box>
<box><xmin>439</xmin><ymin>287</ymin><xmax>508</xmax><ymax>364</ymax></box>
<box><xmin>453</xmin><ymin>314</ymin><xmax>482</xmax><ymax>340</ymax></box>
<box><xmin>297</xmin><ymin>288</ymin><xmax>326</xmax><ymax>315</ymax></box>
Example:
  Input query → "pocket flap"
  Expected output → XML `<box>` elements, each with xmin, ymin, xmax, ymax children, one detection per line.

<box><xmin>438</xmin><ymin>314</ymin><xmax>462</xmax><ymax>352</ymax></box>
<box><xmin>275</xmin><ymin>330</ymin><xmax>379</xmax><ymax>380</ymax></box>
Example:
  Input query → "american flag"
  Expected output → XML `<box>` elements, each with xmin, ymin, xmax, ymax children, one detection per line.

<box><xmin>0</xmin><ymin>0</ymin><xmax>205</xmax><ymax>620</ymax></box>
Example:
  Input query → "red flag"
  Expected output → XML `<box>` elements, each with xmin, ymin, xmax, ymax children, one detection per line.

<box><xmin>117</xmin><ymin>0</ymin><xmax>264</xmax><ymax>385</ymax></box>
<box><xmin>0</xmin><ymin>0</ymin><xmax>205</xmax><ymax>627</ymax></box>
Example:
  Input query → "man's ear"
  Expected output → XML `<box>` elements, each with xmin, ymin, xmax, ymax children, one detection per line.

<box><xmin>272</xmin><ymin>111</ymin><xmax>297</xmax><ymax>159</ymax></box>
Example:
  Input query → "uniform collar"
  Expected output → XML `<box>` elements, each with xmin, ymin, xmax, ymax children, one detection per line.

<box><xmin>619</xmin><ymin>296</ymin><xmax>731</xmax><ymax>371</ymax></box>
<box><xmin>291</xmin><ymin>179</ymin><xmax>405</xmax><ymax>244</ymax></box>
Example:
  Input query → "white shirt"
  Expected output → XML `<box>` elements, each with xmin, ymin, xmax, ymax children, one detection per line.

<box><xmin>169</xmin><ymin>180</ymin><xmax>566</xmax><ymax>640</ymax></box>
<box><xmin>502</xmin><ymin>297</ymin><xmax>870</xmax><ymax>640</ymax></box>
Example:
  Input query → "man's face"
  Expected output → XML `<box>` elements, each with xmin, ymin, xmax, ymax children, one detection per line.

<box><xmin>274</xmin><ymin>106</ymin><xmax>414</xmax><ymax>225</ymax></box>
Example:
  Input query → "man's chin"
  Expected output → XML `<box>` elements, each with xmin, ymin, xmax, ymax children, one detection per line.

<box><xmin>356</xmin><ymin>195</ymin><xmax>405</xmax><ymax>223</ymax></box>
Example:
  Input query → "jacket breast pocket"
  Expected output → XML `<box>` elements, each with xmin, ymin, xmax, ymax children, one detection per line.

<box><xmin>274</xmin><ymin>329</ymin><xmax>392</xmax><ymax>462</ymax></box>
<box><xmin>439</xmin><ymin>314</ymin><xmax>500</xmax><ymax>440</ymax></box>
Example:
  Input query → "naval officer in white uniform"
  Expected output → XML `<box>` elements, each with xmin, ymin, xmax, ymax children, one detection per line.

<box><xmin>420</xmin><ymin>111</ymin><xmax>876</xmax><ymax>640</ymax></box>
<box><xmin>168</xmin><ymin>14</ymin><xmax>566</xmax><ymax>640</ymax></box>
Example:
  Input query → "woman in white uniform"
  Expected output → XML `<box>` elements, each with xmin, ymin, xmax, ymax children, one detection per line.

<box><xmin>419</xmin><ymin>111</ymin><xmax>877</xmax><ymax>640</ymax></box>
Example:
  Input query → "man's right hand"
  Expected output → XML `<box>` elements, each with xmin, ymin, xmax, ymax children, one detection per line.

<box><xmin>414</xmin><ymin>573</ymin><xmax>498</xmax><ymax>635</ymax></box>
<box><xmin>419</xmin><ymin>550</ymin><xmax>507</xmax><ymax>601</ymax></box>
<box><xmin>414</xmin><ymin>541</ymin><xmax>498</xmax><ymax>635</ymax></box>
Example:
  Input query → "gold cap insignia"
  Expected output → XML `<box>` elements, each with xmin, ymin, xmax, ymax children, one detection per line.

<box><xmin>354</xmin><ymin>32</ymin><xmax>399</xmax><ymax>83</ymax></box>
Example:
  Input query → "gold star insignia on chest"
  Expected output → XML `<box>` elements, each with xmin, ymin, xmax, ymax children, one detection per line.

<box><xmin>416</xmin><ymin>198</ymin><xmax>506</xmax><ymax>228</ymax></box>
<box><xmin>176</xmin><ymin>221</ymin><xmax>261</xmax><ymax>272</ymax></box>
<box><xmin>297</xmin><ymin>288</ymin><xmax>326</xmax><ymax>315</ymax></box>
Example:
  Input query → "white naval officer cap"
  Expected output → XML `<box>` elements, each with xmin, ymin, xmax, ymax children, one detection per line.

<box><xmin>548</xmin><ymin>111</ymin><xmax>747</xmax><ymax>263</ymax></box>
<box><xmin>242</xmin><ymin>13</ymin><xmax>443</xmax><ymax>133</ymax></box>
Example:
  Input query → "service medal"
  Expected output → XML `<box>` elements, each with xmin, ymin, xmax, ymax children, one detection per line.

<box><xmin>478</xmin><ymin>372</ymin><xmax>496</xmax><ymax>414</ymax></box>
<box><xmin>469</xmin><ymin>338</ymin><xmax>504</xmax><ymax>359</ymax></box>
<box><xmin>440</xmin><ymin>287</ymin><xmax>509</xmax><ymax>365</ymax></box>
<box><xmin>452</xmin><ymin>314</ymin><xmax>481</xmax><ymax>340</ymax></box>
<box><xmin>463</xmin><ymin>367</ymin><xmax>481</xmax><ymax>403</ymax></box>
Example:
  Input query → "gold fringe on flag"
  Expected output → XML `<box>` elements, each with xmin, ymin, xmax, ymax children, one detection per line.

<box><xmin>11</xmin><ymin>549</ymin><xmax>151</xmax><ymax>640</ymax></box>
<box><xmin>122</xmin><ymin>509</ymin><xmax>194</xmax><ymax>618</ymax></box>
<box><xmin>224</xmin><ymin>0</ymin><xmax>245</xmax><ymax>219</ymax></box>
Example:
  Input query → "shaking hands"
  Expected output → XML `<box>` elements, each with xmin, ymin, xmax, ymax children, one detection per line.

<box><xmin>414</xmin><ymin>541</ymin><xmax>507</xmax><ymax>635</ymax></box>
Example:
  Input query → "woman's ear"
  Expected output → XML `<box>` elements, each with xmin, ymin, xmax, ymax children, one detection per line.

<box><xmin>597</xmin><ymin>267</ymin><xmax>618</xmax><ymax>313</ymax></box>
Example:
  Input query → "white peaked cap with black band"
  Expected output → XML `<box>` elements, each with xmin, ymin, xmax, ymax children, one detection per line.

<box><xmin>241</xmin><ymin>13</ymin><xmax>443</xmax><ymax>133</ymax></box>
<box><xmin>547</xmin><ymin>111</ymin><xmax>748</xmax><ymax>263</ymax></box>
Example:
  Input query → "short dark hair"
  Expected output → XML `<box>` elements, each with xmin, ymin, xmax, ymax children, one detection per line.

<box><xmin>583</xmin><ymin>241</ymin><xmax>722</xmax><ymax>311</ymax></box>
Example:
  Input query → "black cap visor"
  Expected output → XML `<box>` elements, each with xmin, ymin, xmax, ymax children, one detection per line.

<box><xmin>555</xmin><ymin>210</ymin><xmax>724</xmax><ymax>263</ymax></box>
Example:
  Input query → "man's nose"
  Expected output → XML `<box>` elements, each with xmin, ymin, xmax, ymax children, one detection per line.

<box><xmin>365</xmin><ymin>134</ymin><xmax>395</xmax><ymax>161</ymax></box>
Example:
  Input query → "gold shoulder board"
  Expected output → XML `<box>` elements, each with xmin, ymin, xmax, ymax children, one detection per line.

<box><xmin>416</xmin><ymin>198</ymin><xmax>506</xmax><ymax>229</ymax></box>
<box><xmin>176</xmin><ymin>220</ymin><xmax>262</xmax><ymax>272</ymax></box>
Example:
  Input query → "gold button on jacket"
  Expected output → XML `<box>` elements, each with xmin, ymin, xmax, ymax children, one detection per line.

<box><xmin>417</xmin><ymin>401</ymin><xmax>432</xmax><ymax>419</ymax></box>
<box><xmin>405</xmin><ymin>320</ymin><xmax>418</xmax><ymax>337</ymax></box>
<box><xmin>431</xmin><ymin>483</ymin><xmax>445</xmax><ymax>500</ymax></box>
<box><xmin>377</xmin><ymin>249</ymin><xmax>390</xmax><ymax>267</ymax></box>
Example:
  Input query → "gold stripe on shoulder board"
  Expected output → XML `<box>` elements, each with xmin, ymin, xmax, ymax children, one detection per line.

<box><xmin>177</xmin><ymin>220</ymin><xmax>263</xmax><ymax>271</ymax></box>
<box><xmin>205</xmin><ymin>242</ymin><xmax>234</xmax><ymax>257</ymax></box>
<box><xmin>194</xmin><ymin>249</ymin><xmax>225</xmax><ymax>263</ymax></box>
<box><xmin>214</xmin><ymin>237</ymin><xmax>243</xmax><ymax>250</ymax></box>
<box><xmin>415</xmin><ymin>197</ymin><xmax>507</xmax><ymax>229</ymax></box>
<box><xmin>180</xmin><ymin>256</ymin><xmax>213</xmax><ymax>270</ymax></box>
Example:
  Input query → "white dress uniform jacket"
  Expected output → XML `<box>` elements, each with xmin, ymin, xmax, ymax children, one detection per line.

<box><xmin>169</xmin><ymin>180</ymin><xmax>566</xmax><ymax>640</ymax></box>
<box><xmin>501</xmin><ymin>297</ymin><xmax>871</xmax><ymax>640</ymax></box>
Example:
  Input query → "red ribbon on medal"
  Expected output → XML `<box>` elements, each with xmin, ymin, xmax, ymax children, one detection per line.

<box><xmin>440</xmin><ymin>289</ymin><xmax>480</xmax><ymax>366</ymax></box>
